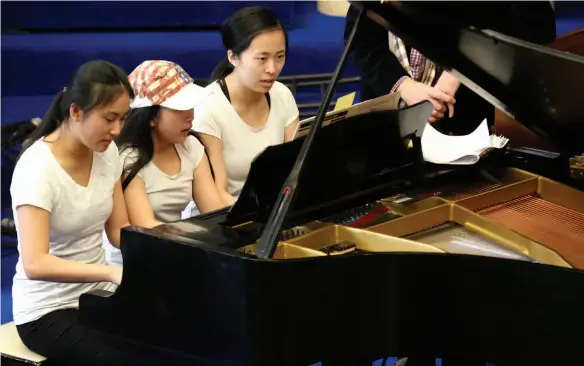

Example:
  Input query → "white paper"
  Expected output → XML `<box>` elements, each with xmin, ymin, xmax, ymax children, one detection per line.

<box><xmin>421</xmin><ymin>119</ymin><xmax>509</xmax><ymax>165</ymax></box>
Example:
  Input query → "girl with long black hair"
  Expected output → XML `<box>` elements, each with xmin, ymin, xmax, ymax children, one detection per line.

<box><xmin>10</xmin><ymin>60</ymin><xmax>188</xmax><ymax>365</ymax></box>
<box><xmin>105</xmin><ymin>60</ymin><xmax>226</xmax><ymax>266</ymax></box>
<box><xmin>192</xmin><ymin>6</ymin><xmax>300</xmax><ymax>208</ymax></box>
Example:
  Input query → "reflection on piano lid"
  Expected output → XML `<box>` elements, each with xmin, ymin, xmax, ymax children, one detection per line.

<box><xmin>79</xmin><ymin>3</ymin><xmax>584</xmax><ymax>366</ymax></box>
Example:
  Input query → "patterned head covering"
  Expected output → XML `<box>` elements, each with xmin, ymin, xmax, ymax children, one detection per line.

<box><xmin>129</xmin><ymin>60</ymin><xmax>206</xmax><ymax>110</ymax></box>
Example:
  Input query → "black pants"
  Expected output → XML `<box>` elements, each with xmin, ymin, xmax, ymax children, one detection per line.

<box><xmin>16</xmin><ymin>309</ymin><xmax>218</xmax><ymax>366</ymax></box>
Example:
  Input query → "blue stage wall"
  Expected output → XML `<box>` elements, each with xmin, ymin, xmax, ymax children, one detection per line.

<box><xmin>1</xmin><ymin>1</ymin><xmax>297</xmax><ymax>31</ymax></box>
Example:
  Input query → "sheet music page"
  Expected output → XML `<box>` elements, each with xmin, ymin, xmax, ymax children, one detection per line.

<box><xmin>421</xmin><ymin>119</ymin><xmax>496</xmax><ymax>165</ymax></box>
<box><xmin>293</xmin><ymin>92</ymin><xmax>401</xmax><ymax>140</ymax></box>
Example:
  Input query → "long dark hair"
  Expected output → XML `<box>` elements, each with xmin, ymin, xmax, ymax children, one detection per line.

<box><xmin>21</xmin><ymin>60</ymin><xmax>134</xmax><ymax>156</ymax></box>
<box><xmin>210</xmin><ymin>6</ymin><xmax>288</xmax><ymax>83</ymax></box>
<box><xmin>116</xmin><ymin>106</ymin><xmax>213</xmax><ymax>190</ymax></box>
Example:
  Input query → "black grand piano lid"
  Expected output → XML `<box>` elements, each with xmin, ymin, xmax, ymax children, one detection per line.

<box><xmin>350</xmin><ymin>1</ymin><xmax>584</xmax><ymax>155</ymax></box>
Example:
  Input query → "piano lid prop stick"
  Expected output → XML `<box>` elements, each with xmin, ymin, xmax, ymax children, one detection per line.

<box><xmin>255</xmin><ymin>8</ymin><xmax>366</xmax><ymax>259</ymax></box>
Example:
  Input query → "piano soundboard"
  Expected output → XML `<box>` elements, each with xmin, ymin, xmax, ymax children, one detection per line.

<box><xmin>241</xmin><ymin>168</ymin><xmax>584</xmax><ymax>269</ymax></box>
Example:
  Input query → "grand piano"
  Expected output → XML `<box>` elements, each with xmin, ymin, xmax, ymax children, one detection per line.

<box><xmin>81</xmin><ymin>2</ymin><xmax>584</xmax><ymax>365</ymax></box>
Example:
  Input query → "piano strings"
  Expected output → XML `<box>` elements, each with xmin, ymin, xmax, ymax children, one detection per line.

<box><xmin>439</xmin><ymin>182</ymin><xmax>503</xmax><ymax>201</ymax></box>
<box><xmin>478</xmin><ymin>195</ymin><xmax>584</xmax><ymax>268</ymax></box>
<box><xmin>384</xmin><ymin>181</ymin><xmax>503</xmax><ymax>205</ymax></box>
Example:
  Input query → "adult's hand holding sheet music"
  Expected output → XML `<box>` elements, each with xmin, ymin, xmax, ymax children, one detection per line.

<box><xmin>421</xmin><ymin>119</ymin><xmax>509</xmax><ymax>165</ymax></box>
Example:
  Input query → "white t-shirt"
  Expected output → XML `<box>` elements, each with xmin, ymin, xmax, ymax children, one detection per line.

<box><xmin>103</xmin><ymin>135</ymin><xmax>205</xmax><ymax>266</ymax></box>
<box><xmin>11</xmin><ymin>140</ymin><xmax>121</xmax><ymax>325</ymax></box>
<box><xmin>192</xmin><ymin>80</ymin><xmax>299</xmax><ymax>196</ymax></box>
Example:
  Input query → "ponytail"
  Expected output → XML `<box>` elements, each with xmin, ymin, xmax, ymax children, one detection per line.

<box><xmin>209</xmin><ymin>58</ymin><xmax>234</xmax><ymax>83</ymax></box>
<box><xmin>20</xmin><ymin>90</ymin><xmax>67</xmax><ymax>157</ymax></box>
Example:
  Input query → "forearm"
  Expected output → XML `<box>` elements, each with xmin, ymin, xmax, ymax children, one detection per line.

<box><xmin>148</xmin><ymin>220</ymin><xmax>164</xmax><ymax>228</ymax></box>
<box><xmin>24</xmin><ymin>253</ymin><xmax>114</xmax><ymax>283</ymax></box>
<box><xmin>434</xmin><ymin>71</ymin><xmax>461</xmax><ymax>103</ymax></box>
<box><xmin>391</xmin><ymin>76</ymin><xmax>410</xmax><ymax>94</ymax></box>
<box><xmin>220</xmin><ymin>190</ymin><xmax>236</xmax><ymax>206</ymax></box>
<box><xmin>134</xmin><ymin>219</ymin><xmax>164</xmax><ymax>229</ymax></box>
<box><xmin>105</xmin><ymin>223</ymin><xmax>130</xmax><ymax>249</ymax></box>
<box><xmin>194</xmin><ymin>193</ymin><xmax>228</xmax><ymax>214</ymax></box>
<box><xmin>213</xmin><ymin>178</ymin><xmax>236</xmax><ymax>206</ymax></box>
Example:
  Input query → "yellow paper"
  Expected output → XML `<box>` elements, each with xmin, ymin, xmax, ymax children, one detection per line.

<box><xmin>333</xmin><ymin>92</ymin><xmax>356</xmax><ymax>111</ymax></box>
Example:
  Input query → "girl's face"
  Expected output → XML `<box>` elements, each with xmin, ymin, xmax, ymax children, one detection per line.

<box><xmin>70</xmin><ymin>90</ymin><xmax>131</xmax><ymax>152</ymax></box>
<box><xmin>152</xmin><ymin>107</ymin><xmax>194</xmax><ymax>144</ymax></box>
<box><xmin>230</xmin><ymin>29</ymin><xmax>287</xmax><ymax>93</ymax></box>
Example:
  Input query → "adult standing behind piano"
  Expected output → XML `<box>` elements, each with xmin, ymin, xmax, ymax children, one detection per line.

<box><xmin>9</xmin><ymin>60</ymin><xmax>179</xmax><ymax>366</ymax></box>
<box><xmin>193</xmin><ymin>6</ymin><xmax>300</xmax><ymax>206</ymax></box>
<box><xmin>344</xmin><ymin>2</ymin><xmax>556</xmax><ymax>136</ymax></box>
<box><xmin>102</xmin><ymin>60</ymin><xmax>226</xmax><ymax>266</ymax></box>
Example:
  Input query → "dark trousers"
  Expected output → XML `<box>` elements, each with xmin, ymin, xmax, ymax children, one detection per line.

<box><xmin>16</xmin><ymin>309</ymin><xmax>216</xmax><ymax>366</ymax></box>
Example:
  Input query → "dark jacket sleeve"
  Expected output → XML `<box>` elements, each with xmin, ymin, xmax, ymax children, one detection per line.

<box><xmin>344</xmin><ymin>5</ymin><xmax>409</xmax><ymax>99</ymax></box>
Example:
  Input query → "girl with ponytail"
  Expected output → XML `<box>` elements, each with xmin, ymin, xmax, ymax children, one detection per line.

<box><xmin>192</xmin><ymin>6</ymin><xmax>300</xmax><ymax>211</ymax></box>
<box><xmin>10</xmin><ymin>60</ymin><xmax>186</xmax><ymax>365</ymax></box>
